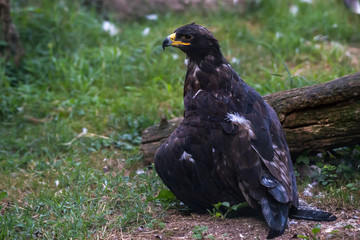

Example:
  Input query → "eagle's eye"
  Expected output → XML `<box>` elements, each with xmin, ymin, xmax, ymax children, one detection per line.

<box><xmin>183</xmin><ymin>34</ymin><xmax>192</xmax><ymax>40</ymax></box>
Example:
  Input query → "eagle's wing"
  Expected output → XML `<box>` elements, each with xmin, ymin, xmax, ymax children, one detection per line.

<box><xmin>155</xmin><ymin>117</ymin><xmax>247</xmax><ymax>212</ymax></box>
<box><xmin>215</xmin><ymin>74</ymin><xmax>298</xmax><ymax>234</ymax></box>
<box><xmin>154</xmin><ymin>124</ymin><xmax>214</xmax><ymax>211</ymax></box>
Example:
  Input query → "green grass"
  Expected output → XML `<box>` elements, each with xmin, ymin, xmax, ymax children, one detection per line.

<box><xmin>1</xmin><ymin>0</ymin><xmax>360</xmax><ymax>238</ymax></box>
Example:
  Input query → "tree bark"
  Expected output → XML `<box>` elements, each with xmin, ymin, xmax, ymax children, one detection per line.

<box><xmin>140</xmin><ymin>72</ymin><xmax>360</xmax><ymax>163</ymax></box>
<box><xmin>0</xmin><ymin>0</ymin><xmax>24</xmax><ymax>65</ymax></box>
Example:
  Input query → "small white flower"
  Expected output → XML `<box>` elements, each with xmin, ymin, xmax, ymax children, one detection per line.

<box><xmin>290</xmin><ymin>5</ymin><xmax>299</xmax><ymax>16</ymax></box>
<box><xmin>82</xmin><ymin>128</ymin><xmax>88</xmax><ymax>134</ymax></box>
<box><xmin>136</xmin><ymin>169</ymin><xmax>145</xmax><ymax>175</ymax></box>
<box><xmin>275</xmin><ymin>32</ymin><xmax>283</xmax><ymax>39</ymax></box>
<box><xmin>231</xmin><ymin>57</ymin><xmax>240</xmax><ymax>64</ymax></box>
<box><xmin>102</xmin><ymin>21</ymin><xmax>119</xmax><ymax>36</ymax></box>
<box><xmin>300</xmin><ymin>0</ymin><xmax>313</xmax><ymax>3</ymax></box>
<box><xmin>17</xmin><ymin>107</ymin><xmax>24</xmax><ymax>112</ymax></box>
<box><xmin>172</xmin><ymin>54</ymin><xmax>179</xmax><ymax>60</ymax></box>
<box><xmin>55</xmin><ymin>180</ymin><xmax>59</xmax><ymax>187</ymax></box>
<box><xmin>145</xmin><ymin>14</ymin><xmax>158</xmax><ymax>21</ymax></box>
<box><xmin>103</xmin><ymin>158</ymin><xmax>108</xmax><ymax>162</ymax></box>
<box><xmin>332</xmin><ymin>23</ymin><xmax>338</xmax><ymax>28</ymax></box>
<box><xmin>289</xmin><ymin>220</ymin><xmax>298</xmax><ymax>225</ymax></box>
<box><xmin>313</xmin><ymin>34</ymin><xmax>328</xmax><ymax>42</ymax></box>
<box><xmin>142</xmin><ymin>27</ymin><xmax>150</xmax><ymax>36</ymax></box>
<box><xmin>102</xmin><ymin>180</ymin><xmax>108</xmax><ymax>190</ymax></box>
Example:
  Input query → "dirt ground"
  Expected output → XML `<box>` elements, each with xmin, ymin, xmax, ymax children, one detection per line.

<box><xmin>107</xmin><ymin>207</ymin><xmax>360</xmax><ymax>240</ymax></box>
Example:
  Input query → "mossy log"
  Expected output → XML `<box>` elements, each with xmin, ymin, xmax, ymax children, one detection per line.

<box><xmin>141</xmin><ymin>72</ymin><xmax>360</xmax><ymax>163</ymax></box>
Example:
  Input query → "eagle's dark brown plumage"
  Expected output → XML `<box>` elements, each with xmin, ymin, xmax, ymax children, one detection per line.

<box><xmin>155</xmin><ymin>23</ymin><xmax>335</xmax><ymax>239</ymax></box>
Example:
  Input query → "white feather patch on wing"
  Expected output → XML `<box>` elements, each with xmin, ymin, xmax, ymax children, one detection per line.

<box><xmin>193</xmin><ymin>89</ymin><xmax>203</xmax><ymax>99</ymax></box>
<box><xmin>184</xmin><ymin>58</ymin><xmax>189</xmax><ymax>66</ymax></box>
<box><xmin>193</xmin><ymin>65</ymin><xmax>201</xmax><ymax>77</ymax></box>
<box><xmin>180</xmin><ymin>151</ymin><xmax>195</xmax><ymax>163</ymax></box>
<box><xmin>225</xmin><ymin>112</ymin><xmax>255</xmax><ymax>138</ymax></box>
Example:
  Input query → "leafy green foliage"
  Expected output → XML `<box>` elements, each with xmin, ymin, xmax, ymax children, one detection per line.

<box><xmin>295</xmin><ymin>147</ymin><xmax>360</xmax><ymax>208</ymax></box>
<box><xmin>296</xmin><ymin>147</ymin><xmax>360</xmax><ymax>186</ymax></box>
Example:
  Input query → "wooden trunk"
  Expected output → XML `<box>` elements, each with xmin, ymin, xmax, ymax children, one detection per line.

<box><xmin>0</xmin><ymin>0</ymin><xmax>24</xmax><ymax>64</ymax></box>
<box><xmin>141</xmin><ymin>72</ymin><xmax>360</xmax><ymax>163</ymax></box>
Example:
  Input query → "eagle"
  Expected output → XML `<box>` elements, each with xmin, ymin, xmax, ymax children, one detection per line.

<box><xmin>155</xmin><ymin>23</ymin><xmax>335</xmax><ymax>239</ymax></box>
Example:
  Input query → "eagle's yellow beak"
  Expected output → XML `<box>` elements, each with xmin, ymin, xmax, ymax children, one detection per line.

<box><xmin>162</xmin><ymin>33</ymin><xmax>190</xmax><ymax>50</ymax></box>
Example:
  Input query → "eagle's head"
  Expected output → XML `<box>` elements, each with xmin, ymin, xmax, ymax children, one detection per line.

<box><xmin>162</xmin><ymin>23</ymin><xmax>221</xmax><ymax>61</ymax></box>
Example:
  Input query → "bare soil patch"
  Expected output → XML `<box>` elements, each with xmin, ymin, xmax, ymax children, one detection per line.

<box><xmin>106</xmin><ymin>207</ymin><xmax>360</xmax><ymax>240</ymax></box>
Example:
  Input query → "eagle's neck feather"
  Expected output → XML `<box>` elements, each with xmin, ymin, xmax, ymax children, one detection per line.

<box><xmin>184</xmin><ymin>54</ymin><xmax>231</xmax><ymax>97</ymax></box>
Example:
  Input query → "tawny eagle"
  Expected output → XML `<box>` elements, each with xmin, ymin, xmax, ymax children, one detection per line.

<box><xmin>155</xmin><ymin>23</ymin><xmax>335</xmax><ymax>239</ymax></box>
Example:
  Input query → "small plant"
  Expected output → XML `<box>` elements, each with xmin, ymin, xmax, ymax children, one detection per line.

<box><xmin>208</xmin><ymin>201</ymin><xmax>248</xmax><ymax>219</ymax></box>
<box><xmin>296</xmin><ymin>155</ymin><xmax>310</xmax><ymax>166</ymax></box>
<box><xmin>191</xmin><ymin>225</ymin><xmax>214</xmax><ymax>240</ymax></box>
<box><xmin>317</xmin><ymin>164</ymin><xmax>337</xmax><ymax>186</ymax></box>
<box><xmin>0</xmin><ymin>191</ymin><xmax>8</xmax><ymax>202</ymax></box>
<box><xmin>297</xmin><ymin>224</ymin><xmax>322</xmax><ymax>240</ymax></box>
<box><xmin>151</xmin><ymin>189</ymin><xmax>176</xmax><ymax>205</ymax></box>
<box><xmin>145</xmin><ymin>219</ymin><xmax>166</xmax><ymax>230</ymax></box>
<box><xmin>149</xmin><ymin>188</ymin><xmax>184</xmax><ymax>211</ymax></box>
<box><xmin>311</xmin><ymin>225</ymin><xmax>322</xmax><ymax>239</ymax></box>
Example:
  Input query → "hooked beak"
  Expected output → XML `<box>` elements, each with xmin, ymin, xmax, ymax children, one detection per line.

<box><xmin>162</xmin><ymin>34</ymin><xmax>172</xmax><ymax>50</ymax></box>
<box><xmin>162</xmin><ymin>33</ymin><xmax>190</xmax><ymax>50</ymax></box>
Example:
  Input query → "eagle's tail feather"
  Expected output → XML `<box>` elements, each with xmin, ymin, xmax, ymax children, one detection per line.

<box><xmin>289</xmin><ymin>208</ymin><xmax>336</xmax><ymax>221</ymax></box>
<box><xmin>267</xmin><ymin>228</ymin><xmax>286</xmax><ymax>239</ymax></box>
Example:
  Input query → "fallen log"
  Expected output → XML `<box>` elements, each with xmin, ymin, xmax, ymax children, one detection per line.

<box><xmin>141</xmin><ymin>72</ymin><xmax>360</xmax><ymax>163</ymax></box>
